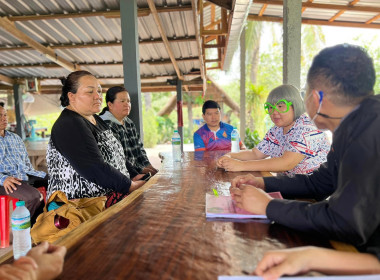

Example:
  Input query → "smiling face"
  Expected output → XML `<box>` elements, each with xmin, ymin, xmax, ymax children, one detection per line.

<box><xmin>269</xmin><ymin>105</ymin><xmax>295</xmax><ymax>131</ymax></box>
<box><xmin>203</xmin><ymin>108</ymin><xmax>221</xmax><ymax>130</ymax></box>
<box><xmin>108</xmin><ymin>91</ymin><xmax>131</xmax><ymax>120</ymax></box>
<box><xmin>68</xmin><ymin>75</ymin><xmax>102</xmax><ymax>116</ymax></box>
<box><xmin>0</xmin><ymin>106</ymin><xmax>8</xmax><ymax>132</ymax></box>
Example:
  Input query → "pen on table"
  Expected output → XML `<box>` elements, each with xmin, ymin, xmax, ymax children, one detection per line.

<box><xmin>212</xmin><ymin>188</ymin><xmax>219</xmax><ymax>197</ymax></box>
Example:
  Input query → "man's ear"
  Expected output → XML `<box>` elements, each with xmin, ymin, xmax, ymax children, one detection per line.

<box><xmin>312</xmin><ymin>90</ymin><xmax>322</xmax><ymax>105</ymax></box>
<box><xmin>317</xmin><ymin>91</ymin><xmax>323</xmax><ymax>103</ymax></box>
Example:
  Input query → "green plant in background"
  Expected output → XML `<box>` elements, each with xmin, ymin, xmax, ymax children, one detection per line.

<box><xmin>156</xmin><ymin>115</ymin><xmax>174</xmax><ymax>144</ymax></box>
<box><xmin>33</xmin><ymin>112</ymin><xmax>60</xmax><ymax>135</ymax></box>
<box><xmin>142</xmin><ymin>107</ymin><xmax>158</xmax><ymax>148</ymax></box>
<box><xmin>246</xmin><ymin>83</ymin><xmax>268</xmax><ymax>138</ymax></box>
<box><xmin>244</xmin><ymin>127</ymin><xmax>261</xmax><ymax>149</ymax></box>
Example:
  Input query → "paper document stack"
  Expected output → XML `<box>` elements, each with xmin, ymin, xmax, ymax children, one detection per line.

<box><xmin>206</xmin><ymin>192</ymin><xmax>283</xmax><ymax>219</ymax></box>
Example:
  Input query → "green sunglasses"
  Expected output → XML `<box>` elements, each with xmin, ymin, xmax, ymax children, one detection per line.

<box><xmin>264</xmin><ymin>99</ymin><xmax>293</xmax><ymax>115</ymax></box>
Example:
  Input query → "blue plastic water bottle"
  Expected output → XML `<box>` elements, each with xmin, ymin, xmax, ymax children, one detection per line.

<box><xmin>11</xmin><ymin>201</ymin><xmax>32</xmax><ymax>260</ymax></box>
<box><xmin>231</xmin><ymin>128</ymin><xmax>240</xmax><ymax>153</ymax></box>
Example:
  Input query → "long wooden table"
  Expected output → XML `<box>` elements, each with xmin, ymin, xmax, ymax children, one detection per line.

<box><xmin>1</xmin><ymin>151</ymin><xmax>333</xmax><ymax>278</ymax></box>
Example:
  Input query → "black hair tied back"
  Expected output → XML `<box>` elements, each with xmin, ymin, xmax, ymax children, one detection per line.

<box><xmin>60</xmin><ymin>77</ymin><xmax>66</xmax><ymax>86</ymax></box>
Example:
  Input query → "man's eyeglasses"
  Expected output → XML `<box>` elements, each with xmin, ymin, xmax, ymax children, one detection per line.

<box><xmin>264</xmin><ymin>99</ymin><xmax>293</xmax><ymax>115</ymax></box>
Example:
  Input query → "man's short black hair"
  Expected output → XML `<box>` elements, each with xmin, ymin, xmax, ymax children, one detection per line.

<box><xmin>0</xmin><ymin>102</ymin><xmax>4</xmax><ymax>107</ymax></box>
<box><xmin>202</xmin><ymin>100</ymin><xmax>221</xmax><ymax>115</ymax></box>
<box><xmin>307</xmin><ymin>44</ymin><xmax>376</xmax><ymax>105</ymax></box>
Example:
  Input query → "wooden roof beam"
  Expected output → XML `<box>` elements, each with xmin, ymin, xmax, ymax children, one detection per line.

<box><xmin>7</xmin><ymin>5</ymin><xmax>193</xmax><ymax>22</ymax></box>
<box><xmin>0</xmin><ymin>17</ymin><xmax>78</xmax><ymax>72</ymax></box>
<box><xmin>204</xmin><ymin>19</ymin><xmax>222</xmax><ymax>30</ymax></box>
<box><xmin>366</xmin><ymin>14</ymin><xmax>380</xmax><ymax>24</ymax></box>
<box><xmin>0</xmin><ymin>73</ymin><xmax>14</xmax><ymax>85</ymax></box>
<box><xmin>141</xmin><ymin>86</ymin><xmax>203</xmax><ymax>93</ymax></box>
<box><xmin>0</xmin><ymin>36</ymin><xmax>197</xmax><ymax>52</ymax></box>
<box><xmin>258</xmin><ymin>4</ymin><xmax>268</xmax><ymax>17</ymax></box>
<box><xmin>147</xmin><ymin>0</ymin><xmax>183</xmax><ymax>80</ymax></box>
<box><xmin>191</xmin><ymin>0</ymin><xmax>206</xmax><ymax>94</ymax></box>
<box><xmin>32</xmin><ymin>73</ymin><xmax>200</xmax><ymax>82</ymax></box>
<box><xmin>329</xmin><ymin>0</ymin><xmax>361</xmax><ymax>23</ymax></box>
<box><xmin>302</xmin><ymin>0</ymin><xmax>313</xmax><ymax>14</ymax></box>
<box><xmin>252</xmin><ymin>0</ymin><xmax>380</xmax><ymax>14</ymax></box>
<box><xmin>248</xmin><ymin>15</ymin><xmax>380</xmax><ymax>29</ymax></box>
<box><xmin>204</xmin><ymin>42</ymin><xmax>225</xmax><ymax>48</ymax></box>
<box><xmin>0</xmin><ymin>57</ymin><xmax>200</xmax><ymax>69</ymax></box>
<box><xmin>0</xmin><ymin>84</ymin><xmax>204</xmax><ymax>94</ymax></box>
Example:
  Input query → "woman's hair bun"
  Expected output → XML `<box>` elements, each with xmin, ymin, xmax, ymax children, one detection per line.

<box><xmin>60</xmin><ymin>77</ymin><xmax>66</xmax><ymax>86</ymax></box>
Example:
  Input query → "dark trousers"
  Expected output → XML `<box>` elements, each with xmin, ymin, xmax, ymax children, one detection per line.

<box><xmin>0</xmin><ymin>174</ymin><xmax>48</xmax><ymax>219</ymax></box>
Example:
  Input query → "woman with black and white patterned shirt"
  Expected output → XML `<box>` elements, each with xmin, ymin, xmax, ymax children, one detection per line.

<box><xmin>47</xmin><ymin>71</ymin><xmax>145</xmax><ymax>207</ymax></box>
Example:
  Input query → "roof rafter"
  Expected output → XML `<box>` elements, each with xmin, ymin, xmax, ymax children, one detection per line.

<box><xmin>0</xmin><ymin>36</ymin><xmax>197</xmax><ymax>52</ymax></box>
<box><xmin>366</xmin><ymin>14</ymin><xmax>380</xmax><ymax>24</ymax></box>
<box><xmin>248</xmin><ymin>14</ymin><xmax>380</xmax><ymax>29</ymax></box>
<box><xmin>191</xmin><ymin>0</ymin><xmax>206</xmax><ymax>94</ymax></box>
<box><xmin>0</xmin><ymin>16</ymin><xmax>78</xmax><ymax>72</ymax></box>
<box><xmin>302</xmin><ymin>0</ymin><xmax>314</xmax><ymax>14</ymax></box>
<box><xmin>6</xmin><ymin>5</ymin><xmax>193</xmax><ymax>22</ymax></box>
<box><xmin>0</xmin><ymin>73</ymin><xmax>14</xmax><ymax>85</ymax></box>
<box><xmin>146</xmin><ymin>0</ymin><xmax>183</xmax><ymax>80</ymax></box>
<box><xmin>0</xmin><ymin>57</ymin><xmax>200</xmax><ymax>69</ymax></box>
<box><xmin>0</xmin><ymin>80</ymin><xmax>203</xmax><ymax>93</ymax></box>
<box><xmin>252</xmin><ymin>0</ymin><xmax>380</xmax><ymax>13</ymax></box>
<box><xmin>258</xmin><ymin>4</ymin><xmax>268</xmax><ymax>17</ymax></box>
<box><xmin>328</xmin><ymin>0</ymin><xmax>361</xmax><ymax>23</ymax></box>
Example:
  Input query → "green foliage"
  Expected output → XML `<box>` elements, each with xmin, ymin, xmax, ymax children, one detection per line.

<box><xmin>244</xmin><ymin>128</ymin><xmax>261</xmax><ymax>149</ymax></box>
<box><xmin>194</xmin><ymin>95</ymin><xmax>204</xmax><ymax>105</ymax></box>
<box><xmin>300</xmin><ymin>25</ymin><xmax>326</xmax><ymax>88</ymax></box>
<box><xmin>32</xmin><ymin>112</ymin><xmax>60</xmax><ymax>135</ymax></box>
<box><xmin>150</xmin><ymin>92</ymin><xmax>173</xmax><ymax>112</ymax></box>
<box><xmin>356</xmin><ymin>35</ymin><xmax>380</xmax><ymax>94</ymax></box>
<box><xmin>142</xmin><ymin>108</ymin><xmax>158</xmax><ymax>148</ymax></box>
<box><xmin>156</xmin><ymin>115</ymin><xmax>174</xmax><ymax>144</ymax></box>
<box><xmin>246</xmin><ymin>83</ymin><xmax>268</xmax><ymax>138</ymax></box>
<box><xmin>256</xmin><ymin>41</ymin><xmax>283</xmax><ymax>91</ymax></box>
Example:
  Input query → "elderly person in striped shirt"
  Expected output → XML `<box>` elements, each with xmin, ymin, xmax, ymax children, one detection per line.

<box><xmin>0</xmin><ymin>105</ymin><xmax>46</xmax><ymax>220</ymax></box>
<box><xmin>100</xmin><ymin>86</ymin><xmax>158</xmax><ymax>175</ymax></box>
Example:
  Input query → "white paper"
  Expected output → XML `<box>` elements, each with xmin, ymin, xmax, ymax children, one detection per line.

<box><xmin>219</xmin><ymin>275</ymin><xmax>380</xmax><ymax>280</ymax></box>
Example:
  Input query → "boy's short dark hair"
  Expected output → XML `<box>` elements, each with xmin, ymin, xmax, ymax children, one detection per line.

<box><xmin>307</xmin><ymin>44</ymin><xmax>376</xmax><ymax>105</ymax></box>
<box><xmin>202</xmin><ymin>100</ymin><xmax>221</xmax><ymax>115</ymax></box>
<box><xmin>0</xmin><ymin>102</ymin><xmax>4</xmax><ymax>107</ymax></box>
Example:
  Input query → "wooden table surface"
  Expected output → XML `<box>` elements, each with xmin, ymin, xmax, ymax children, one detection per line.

<box><xmin>1</xmin><ymin>151</ymin><xmax>333</xmax><ymax>278</ymax></box>
<box><xmin>48</xmin><ymin>151</ymin><xmax>331</xmax><ymax>279</ymax></box>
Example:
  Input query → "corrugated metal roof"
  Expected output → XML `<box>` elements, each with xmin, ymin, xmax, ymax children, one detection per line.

<box><xmin>0</xmin><ymin>0</ymin><xmax>378</xmax><ymax>93</ymax></box>
<box><xmin>249</xmin><ymin>0</ymin><xmax>380</xmax><ymax>25</ymax></box>
<box><xmin>223</xmin><ymin>0</ymin><xmax>252</xmax><ymax>70</ymax></box>
<box><xmin>0</xmin><ymin>0</ymin><xmax>203</xmax><ymax>93</ymax></box>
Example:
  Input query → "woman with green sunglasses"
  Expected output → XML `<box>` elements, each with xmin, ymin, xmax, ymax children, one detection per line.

<box><xmin>217</xmin><ymin>85</ymin><xmax>330</xmax><ymax>176</ymax></box>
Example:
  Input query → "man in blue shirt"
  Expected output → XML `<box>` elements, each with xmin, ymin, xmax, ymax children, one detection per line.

<box><xmin>0</xmin><ymin>105</ymin><xmax>46</xmax><ymax>218</ymax></box>
<box><xmin>193</xmin><ymin>100</ymin><xmax>245</xmax><ymax>151</ymax></box>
